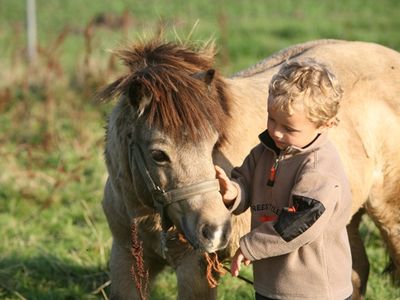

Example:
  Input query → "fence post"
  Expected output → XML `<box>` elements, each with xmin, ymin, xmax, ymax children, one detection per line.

<box><xmin>26</xmin><ymin>0</ymin><xmax>37</xmax><ymax>65</ymax></box>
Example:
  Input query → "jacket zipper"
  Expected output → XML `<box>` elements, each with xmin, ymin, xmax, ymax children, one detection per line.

<box><xmin>267</xmin><ymin>150</ymin><xmax>286</xmax><ymax>187</ymax></box>
<box><xmin>261</xmin><ymin>148</ymin><xmax>296</xmax><ymax>223</ymax></box>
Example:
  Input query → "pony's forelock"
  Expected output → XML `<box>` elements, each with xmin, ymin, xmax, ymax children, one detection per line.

<box><xmin>97</xmin><ymin>38</ymin><xmax>231</xmax><ymax>144</ymax></box>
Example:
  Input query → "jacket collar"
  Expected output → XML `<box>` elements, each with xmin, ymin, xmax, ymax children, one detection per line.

<box><xmin>258</xmin><ymin>129</ymin><xmax>330</xmax><ymax>157</ymax></box>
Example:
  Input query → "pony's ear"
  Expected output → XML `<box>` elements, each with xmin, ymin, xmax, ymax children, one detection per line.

<box><xmin>127</xmin><ymin>81</ymin><xmax>152</xmax><ymax>117</ymax></box>
<box><xmin>192</xmin><ymin>69</ymin><xmax>215</xmax><ymax>86</ymax></box>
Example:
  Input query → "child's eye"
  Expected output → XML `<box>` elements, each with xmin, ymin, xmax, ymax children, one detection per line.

<box><xmin>285</xmin><ymin>126</ymin><xmax>298</xmax><ymax>132</ymax></box>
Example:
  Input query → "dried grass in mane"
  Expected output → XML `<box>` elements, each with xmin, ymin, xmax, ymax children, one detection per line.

<box><xmin>97</xmin><ymin>38</ymin><xmax>232</xmax><ymax>144</ymax></box>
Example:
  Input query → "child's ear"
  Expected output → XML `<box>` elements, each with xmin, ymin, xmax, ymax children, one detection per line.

<box><xmin>326</xmin><ymin>117</ymin><xmax>338</xmax><ymax>128</ymax></box>
<box><xmin>317</xmin><ymin>117</ymin><xmax>336</xmax><ymax>133</ymax></box>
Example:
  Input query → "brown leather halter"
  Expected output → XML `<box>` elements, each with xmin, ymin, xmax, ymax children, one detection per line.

<box><xmin>128</xmin><ymin>141</ymin><xmax>220</xmax><ymax>255</ymax></box>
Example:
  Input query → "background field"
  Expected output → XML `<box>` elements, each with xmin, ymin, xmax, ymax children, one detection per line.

<box><xmin>1</xmin><ymin>0</ymin><xmax>400</xmax><ymax>299</ymax></box>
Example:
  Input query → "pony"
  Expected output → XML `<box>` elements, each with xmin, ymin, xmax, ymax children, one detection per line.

<box><xmin>98</xmin><ymin>38</ymin><xmax>400</xmax><ymax>300</ymax></box>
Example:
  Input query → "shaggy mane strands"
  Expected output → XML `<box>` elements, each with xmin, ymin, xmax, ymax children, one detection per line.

<box><xmin>97</xmin><ymin>38</ymin><xmax>231</xmax><ymax>143</ymax></box>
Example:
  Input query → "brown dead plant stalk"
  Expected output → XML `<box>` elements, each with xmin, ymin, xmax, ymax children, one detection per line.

<box><xmin>130</xmin><ymin>221</ymin><xmax>149</xmax><ymax>300</ymax></box>
<box><xmin>204</xmin><ymin>252</ymin><xmax>226</xmax><ymax>288</ymax></box>
<box><xmin>172</xmin><ymin>233</ymin><xmax>226</xmax><ymax>288</ymax></box>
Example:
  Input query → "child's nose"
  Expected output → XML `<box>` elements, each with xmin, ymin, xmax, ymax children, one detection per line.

<box><xmin>272</xmin><ymin>128</ymin><xmax>284</xmax><ymax>140</ymax></box>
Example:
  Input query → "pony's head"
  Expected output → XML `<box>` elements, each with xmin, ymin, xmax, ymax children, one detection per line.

<box><xmin>99</xmin><ymin>38</ymin><xmax>233</xmax><ymax>252</ymax></box>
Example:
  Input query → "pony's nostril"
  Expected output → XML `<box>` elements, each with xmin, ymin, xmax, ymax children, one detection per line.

<box><xmin>201</xmin><ymin>224</ymin><xmax>215</xmax><ymax>241</ymax></box>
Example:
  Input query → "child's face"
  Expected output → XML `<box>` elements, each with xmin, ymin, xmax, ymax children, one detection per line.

<box><xmin>267</xmin><ymin>104</ymin><xmax>327</xmax><ymax>149</ymax></box>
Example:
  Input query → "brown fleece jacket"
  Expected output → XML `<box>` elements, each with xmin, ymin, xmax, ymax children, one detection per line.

<box><xmin>230</xmin><ymin>130</ymin><xmax>353</xmax><ymax>300</ymax></box>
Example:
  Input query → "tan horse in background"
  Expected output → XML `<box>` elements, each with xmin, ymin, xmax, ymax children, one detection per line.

<box><xmin>98</xmin><ymin>38</ymin><xmax>400</xmax><ymax>299</ymax></box>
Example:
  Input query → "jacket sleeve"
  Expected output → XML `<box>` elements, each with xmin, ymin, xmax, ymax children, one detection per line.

<box><xmin>228</xmin><ymin>144</ymin><xmax>264</xmax><ymax>215</ymax></box>
<box><xmin>239</xmin><ymin>170</ymin><xmax>342</xmax><ymax>261</ymax></box>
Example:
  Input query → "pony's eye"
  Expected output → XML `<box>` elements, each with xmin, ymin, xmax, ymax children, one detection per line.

<box><xmin>150</xmin><ymin>150</ymin><xmax>170</xmax><ymax>164</ymax></box>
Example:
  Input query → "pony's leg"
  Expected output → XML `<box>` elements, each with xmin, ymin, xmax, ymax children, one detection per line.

<box><xmin>347</xmin><ymin>208</ymin><xmax>369</xmax><ymax>300</ymax></box>
<box><xmin>366</xmin><ymin>180</ymin><xmax>400</xmax><ymax>285</ymax></box>
<box><xmin>109</xmin><ymin>241</ymin><xmax>165</xmax><ymax>300</ymax></box>
<box><xmin>109</xmin><ymin>241</ymin><xmax>138</xmax><ymax>299</ymax></box>
<box><xmin>175</xmin><ymin>252</ymin><xmax>217</xmax><ymax>300</ymax></box>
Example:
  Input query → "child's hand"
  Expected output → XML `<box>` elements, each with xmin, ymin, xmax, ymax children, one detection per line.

<box><xmin>214</xmin><ymin>165</ymin><xmax>238</xmax><ymax>206</ymax></box>
<box><xmin>230</xmin><ymin>247</ymin><xmax>251</xmax><ymax>277</ymax></box>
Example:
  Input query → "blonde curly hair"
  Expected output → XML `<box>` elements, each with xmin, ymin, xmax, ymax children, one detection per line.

<box><xmin>268</xmin><ymin>58</ymin><xmax>343</xmax><ymax>127</ymax></box>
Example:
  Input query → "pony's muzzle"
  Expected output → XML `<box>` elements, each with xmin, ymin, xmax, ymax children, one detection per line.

<box><xmin>198</xmin><ymin>220</ymin><xmax>231</xmax><ymax>252</ymax></box>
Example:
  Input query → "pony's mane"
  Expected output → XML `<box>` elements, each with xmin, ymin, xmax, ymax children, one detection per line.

<box><xmin>97</xmin><ymin>38</ymin><xmax>231</xmax><ymax>144</ymax></box>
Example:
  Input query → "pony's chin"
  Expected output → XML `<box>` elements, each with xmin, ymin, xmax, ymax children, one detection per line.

<box><xmin>197</xmin><ymin>238</ymin><xmax>229</xmax><ymax>253</ymax></box>
<box><xmin>202</xmin><ymin>244</ymin><xmax>225</xmax><ymax>253</ymax></box>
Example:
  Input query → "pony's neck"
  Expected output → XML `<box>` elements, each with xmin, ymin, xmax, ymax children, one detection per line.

<box><xmin>216</xmin><ymin>76</ymin><xmax>269</xmax><ymax>170</ymax></box>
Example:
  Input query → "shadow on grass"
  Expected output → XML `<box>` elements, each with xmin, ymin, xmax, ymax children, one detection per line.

<box><xmin>0</xmin><ymin>254</ymin><xmax>110</xmax><ymax>300</ymax></box>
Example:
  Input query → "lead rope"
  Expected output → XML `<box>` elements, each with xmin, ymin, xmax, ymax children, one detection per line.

<box><xmin>221</xmin><ymin>265</ymin><xmax>254</xmax><ymax>285</ymax></box>
<box><xmin>130</xmin><ymin>220</ymin><xmax>252</xmax><ymax>296</ymax></box>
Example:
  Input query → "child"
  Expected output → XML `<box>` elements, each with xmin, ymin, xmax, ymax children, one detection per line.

<box><xmin>215</xmin><ymin>58</ymin><xmax>353</xmax><ymax>300</ymax></box>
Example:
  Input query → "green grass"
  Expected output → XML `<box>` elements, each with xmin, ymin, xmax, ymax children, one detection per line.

<box><xmin>1</xmin><ymin>0</ymin><xmax>400</xmax><ymax>299</ymax></box>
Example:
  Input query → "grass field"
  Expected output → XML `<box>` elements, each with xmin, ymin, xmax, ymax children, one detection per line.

<box><xmin>1</xmin><ymin>0</ymin><xmax>400</xmax><ymax>299</ymax></box>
